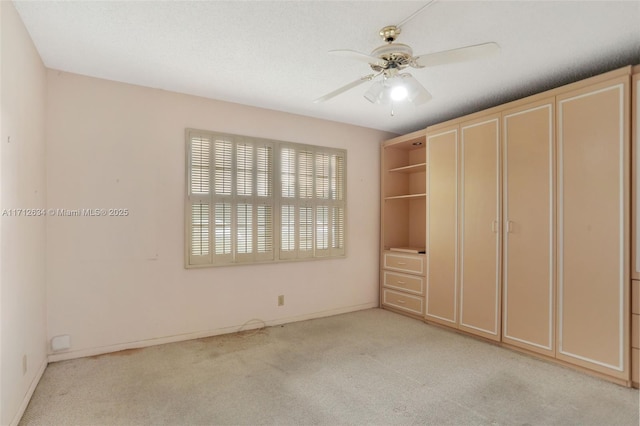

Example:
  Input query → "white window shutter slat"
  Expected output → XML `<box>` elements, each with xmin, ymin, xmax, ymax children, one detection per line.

<box><xmin>257</xmin><ymin>146</ymin><xmax>273</xmax><ymax>197</ymax></box>
<box><xmin>190</xmin><ymin>202</ymin><xmax>210</xmax><ymax>256</ymax></box>
<box><xmin>237</xmin><ymin>143</ymin><xmax>253</xmax><ymax>196</ymax></box>
<box><xmin>257</xmin><ymin>204</ymin><xmax>273</xmax><ymax>254</ymax></box>
<box><xmin>315</xmin><ymin>153</ymin><xmax>329</xmax><ymax>200</ymax></box>
<box><xmin>316</xmin><ymin>206</ymin><xmax>329</xmax><ymax>252</ymax></box>
<box><xmin>190</xmin><ymin>136</ymin><xmax>211</xmax><ymax>195</ymax></box>
<box><xmin>298</xmin><ymin>151</ymin><xmax>313</xmax><ymax>199</ymax></box>
<box><xmin>237</xmin><ymin>203</ymin><xmax>252</xmax><ymax>254</ymax></box>
<box><xmin>214</xmin><ymin>139</ymin><xmax>232</xmax><ymax>195</ymax></box>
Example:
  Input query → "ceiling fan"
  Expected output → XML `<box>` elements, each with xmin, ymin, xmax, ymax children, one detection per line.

<box><xmin>313</xmin><ymin>3</ymin><xmax>500</xmax><ymax>108</ymax></box>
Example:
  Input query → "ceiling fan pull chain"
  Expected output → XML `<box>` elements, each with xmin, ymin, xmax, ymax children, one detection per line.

<box><xmin>396</xmin><ymin>0</ymin><xmax>436</xmax><ymax>29</ymax></box>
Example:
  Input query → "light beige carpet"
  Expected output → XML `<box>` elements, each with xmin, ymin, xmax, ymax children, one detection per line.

<box><xmin>20</xmin><ymin>308</ymin><xmax>640</xmax><ymax>425</ymax></box>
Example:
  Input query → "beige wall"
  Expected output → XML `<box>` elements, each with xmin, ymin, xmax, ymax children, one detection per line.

<box><xmin>0</xmin><ymin>7</ymin><xmax>387</xmax><ymax>421</ymax></box>
<box><xmin>0</xmin><ymin>2</ymin><xmax>48</xmax><ymax>425</ymax></box>
<box><xmin>45</xmin><ymin>70</ymin><xmax>389</xmax><ymax>360</ymax></box>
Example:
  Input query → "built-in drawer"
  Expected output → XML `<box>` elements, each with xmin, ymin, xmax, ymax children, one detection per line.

<box><xmin>383</xmin><ymin>252</ymin><xmax>425</xmax><ymax>275</ymax></box>
<box><xmin>383</xmin><ymin>271</ymin><xmax>424</xmax><ymax>295</ymax></box>
<box><xmin>382</xmin><ymin>289</ymin><xmax>423</xmax><ymax>315</ymax></box>
<box><xmin>631</xmin><ymin>281</ymin><xmax>639</xmax><ymax>387</ymax></box>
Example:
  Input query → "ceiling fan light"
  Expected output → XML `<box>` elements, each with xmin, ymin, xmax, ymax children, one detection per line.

<box><xmin>390</xmin><ymin>85</ymin><xmax>408</xmax><ymax>101</ymax></box>
<box><xmin>401</xmin><ymin>74</ymin><xmax>432</xmax><ymax>105</ymax></box>
<box><xmin>363</xmin><ymin>73</ymin><xmax>430</xmax><ymax>107</ymax></box>
<box><xmin>398</xmin><ymin>74</ymin><xmax>418</xmax><ymax>100</ymax></box>
<box><xmin>411</xmin><ymin>89</ymin><xmax>432</xmax><ymax>105</ymax></box>
<box><xmin>364</xmin><ymin>81</ymin><xmax>385</xmax><ymax>104</ymax></box>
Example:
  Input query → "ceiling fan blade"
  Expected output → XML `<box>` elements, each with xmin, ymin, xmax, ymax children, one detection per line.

<box><xmin>329</xmin><ymin>49</ymin><xmax>387</xmax><ymax>68</ymax></box>
<box><xmin>412</xmin><ymin>42</ymin><xmax>500</xmax><ymax>68</ymax></box>
<box><xmin>313</xmin><ymin>74</ymin><xmax>376</xmax><ymax>103</ymax></box>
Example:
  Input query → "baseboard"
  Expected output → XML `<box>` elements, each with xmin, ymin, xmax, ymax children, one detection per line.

<box><xmin>10</xmin><ymin>357</ymin><xmax>48</xmax><ymax>426</ymax></box>
<box><xmin>48</xmin><ymin>302</ymin><xmax>377</xmax><ymax>362</ymax></box>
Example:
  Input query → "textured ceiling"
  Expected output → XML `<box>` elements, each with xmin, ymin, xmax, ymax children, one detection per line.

<box><xmin>13</xmin><ymin>0</ymin><xmax>640</xmax><ymax>135</ymax></box>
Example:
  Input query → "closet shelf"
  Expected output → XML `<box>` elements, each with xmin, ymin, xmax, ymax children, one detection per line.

<box><xmin>384</xmin><ymin>193</ymin><xmax>426</xmax><ymax>200</ymax></box>
<box><xmin>388</xmin><ymin>162</ymin><xmax>426</xmax><ymax>174</ymax></box>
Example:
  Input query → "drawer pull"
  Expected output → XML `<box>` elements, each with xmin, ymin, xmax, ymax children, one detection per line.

<box><xmin>397</xmin><ymin>281</ymin><xmax>405</xmax><ymax>284</ymax></box>
<box><xmin>397</xmin><ymin>299</ymin><xmax>406</xmax><ymax>304</ymax></box>
<box><xmin>397</xmin><ymin>262</ymin><xmax>407</xmax><ymax>265</ymax></box>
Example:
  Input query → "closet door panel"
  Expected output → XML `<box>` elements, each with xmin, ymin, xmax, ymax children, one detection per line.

<box><xmin>459</xmin><ymin>116</ymin><xmax>501</xmax><ymax>341</ymax></box>
<box><xmin>426</xmin><ymin>127</ymin><xmax>458</xmax><ymax>327</ymax></box>
<box><xmin>502</xmin><ymin>99</ymin><xmax>555</xmax><ymax>356</ymax></box>
<box><xmin>557</xmin><ymin>76</ymin><xmax>630</xmax><ymax>379</ymax></box>
<box><xmin>633</xmin><ymin>71</ymin><xmax>639</xmax><ymax>280</ymax></box>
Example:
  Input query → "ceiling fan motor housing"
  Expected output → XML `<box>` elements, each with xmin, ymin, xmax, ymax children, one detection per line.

<box><xmin>369</xmin><ymin>43</ymin><xmax>414</xmax><ymax>72</ymax></box>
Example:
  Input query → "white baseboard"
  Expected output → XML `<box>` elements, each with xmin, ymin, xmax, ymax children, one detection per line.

<box><xmin>48</xmin><ymin>302</ymin><xmax>377</xmax><ymax>363</ymax></box>
<box><xmin>10</xmin><ymin>357</ymin><xmax>48</xmax><ymax>426</ymax></box>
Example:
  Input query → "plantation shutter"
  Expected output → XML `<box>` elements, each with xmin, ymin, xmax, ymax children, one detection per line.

<box><xmin>278</xmin><ymin>145</ymin><xmax>346</xmax><ymax>260</ymax></box>
<box><xmin>187</xmin><ymin>134</ymin><xmax>213</xmax><ymax>265</ymax></box>
<box><xmin>330</xmin><ymin>154</ymin><xmax>346</xmax><ymax>256</ymax></box>
<box><xmin>256</xmin><ymin>145</ymin><xmax>274</xmax><ymax>257</ymax></box>
<box><xmin>235</xmin><ymin>140</ymin><xmax>274</xmax><ymax>263</ymax></box>
<box><xmin>212</xmin><ymin>138</ymin><xmax>233</xmax><ymax>263</ymax></box>
<box><xmin>316</xmin><ymin>152</ymin><xmax>346</xmax><ymax>257</ymax></box>
<box><xmin>186</xmin><ymin>129</ymin><xmax>345</xmax><ymax>267</ymax></box>
<box><xmin>280</xmin><ymin>147</ymin><xmax>298</xmax><ymax>259</ymax></box>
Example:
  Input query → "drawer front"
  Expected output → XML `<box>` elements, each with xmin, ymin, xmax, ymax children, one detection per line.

<box><xmin>383</xmin><ymin>271</ymin><xmax>424</xmax><ymax>295</ymax></box>
<box><xmin>633</xmin><ymin>280</ymin><xmax>639</xmax><ymax>314</ymax></box>
<box><xmin>382</xmin><ymin>289</ymin><xmax>423</xmax><ymax>315</ymax></box>
<box><xmin>384</xmin><ymin>252</ymin><xmax>425</xmax><ymax>274</ymax></box>
<box><xmin>633</xmin><ymin>314</ymin><xmax>639</xmax><ymax>349</ymax></box>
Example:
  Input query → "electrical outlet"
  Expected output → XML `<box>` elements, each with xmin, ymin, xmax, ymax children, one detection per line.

<box><xmin>278</xmin><ymin>295</ymin><xmax>284</xmax><ymax>306</ymax></box>
<box><xmin>22</xmin><ymin>354</ymin><xmax>27</xmax><ymax>375</ymax></box>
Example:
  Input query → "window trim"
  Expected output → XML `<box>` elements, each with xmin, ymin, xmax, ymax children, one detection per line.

<box><xmin>185</xmin><ymin>129</ymin><xmax>347</xmax><ymax>268</ymax></box>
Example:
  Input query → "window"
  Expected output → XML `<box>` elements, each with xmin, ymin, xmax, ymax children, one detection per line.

<box><xmin>186</xmin><ymin>130</ymin><xmax>346</xmax><ymax>267</ymax></box>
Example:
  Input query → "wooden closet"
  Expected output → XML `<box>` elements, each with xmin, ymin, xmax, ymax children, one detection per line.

<box><xmin>380</xmin><ymin>130</ymin><xmax>427</xmax><ymax>318</ymax></box>
<box><xmin>424</xmin><ymin>114</ymin><xmax>503</xmax><ymax>342</ymax></box>
<box><xmin>380</xmin><ymin>65</ymin><xmax>636</xmax><ymax>386</ymax></box>
<box><xmin>502</xmin><ymin>97</ymin><xmax>555</xmax><ymax>357</ymax></box>
<box><xmin>631</xmin><ymin>65</ymin><xmax>640</xmax><ymax>387</ymax></box>
<box><xmin>555</xmin><ymin>75</ymin><xmax>630</xmax><ymax>380</ymax></box>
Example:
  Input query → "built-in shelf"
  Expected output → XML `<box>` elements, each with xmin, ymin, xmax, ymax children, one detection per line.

<box><xmin>389</xmin><ymin>247</ymin><xmax>426</xmax><ymax>254</ymax></box>
<box><xmin>384</xmin><ymin>193</ymin><xmax>427</xmax><ymax>200</ymax></box>
<box><xmin>388</xmin><ymin>162</ymin><xmax>427</xmax><ymax>174</ymax></box>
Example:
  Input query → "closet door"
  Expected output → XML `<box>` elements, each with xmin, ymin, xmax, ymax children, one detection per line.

<box><xmin>556</xmin><ymin>76</ymin><xmax>630</xmax><ymax>380</ymax></box>
<box><xmin>502</xmin><ymin>98</ymin><xmax>555</xmax><ymax>356</ymax></box>
<box><xmin>426</xmin><ymin>125</ymin><xmax>458</xmax><ymax>327</ymax></box>
<box><xmin>633</xmin><ymin>69</ymin><xmax>640</xmax><ymax>280</ymax></box>
<box><xmin>459</xmin><ymin>114</ymin><xmax>501</xmax><ymax>341</ymax></box>
<box><xmin>633</xmin><ymin>69</ymin><xmax>640</xmax><ymax>387</ymax></box>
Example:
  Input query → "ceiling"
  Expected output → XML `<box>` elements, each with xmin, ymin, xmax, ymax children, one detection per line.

<box><xmin>13</xmin><ymin>0</ymin><xmax>640</xmax><ymax>135</ymax></box>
